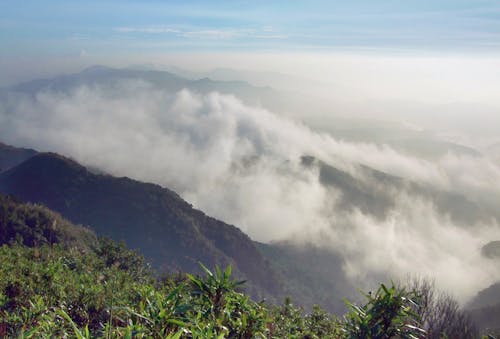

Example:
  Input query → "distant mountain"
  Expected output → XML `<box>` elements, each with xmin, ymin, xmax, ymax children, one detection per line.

<box><xmin>467</xmin><ymin>282</ymin><xmax>500</xmax><ymax>335</ymax></box>
<box><xmin>466</xmin><ymin>248</ymin><xmax>500</xmax><ymax>331</ymax></box>
<box><xmin>5</xmin><ymin>65</ymin><xmax>348</xmax><ymax>124</ymax></box>
<box><xmin>2</xmin><ymin>141</ymin><xmax>496</xmax><ymax>314</ymax></box>
<box><xmin>0</xmin><ymin>151</ymin><xmax>283</xmax><ymax>299</ymax></box>
<box><xmin>469</xmin><ymin>303</ymin><xmax>500</xmax><ymax>336</ymax></box>
<box><xmin>0</xmin><ymin>142</ymin><xmax>37</xmax><ymax>173</ymax></box>
<box><xmin>302</xmin><ymin>156</ymin><xmax>497</xmax><ymax>227</ymax></box>
<box><xmin>389</xmin><ymin>137</ymin><xmax>480</xmax><ymax>159</ymax></box>
<box><xmin>482</xmin><ymin>241</ymin><xmax>500</xmax><ymax>259</ymax></box>
<box><xmin>468</xmin><ymin>282</ymin><xmax>500</xmax><ymax>310</ymax></box>
<box><xmin>8</xmin><ymin>65</ymin><xmax>281</xmax><ymax>111</ymax></box>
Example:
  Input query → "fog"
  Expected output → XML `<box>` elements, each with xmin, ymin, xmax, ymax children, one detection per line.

<box><xmin>3</xmin><ymin>53</ymin><xmax>500</xmax><ymax>143</ymax></box>
<box><xmin>1</xmin><ymin>73</ymin><xmax>500</xmax><ymax>302</ymax></box>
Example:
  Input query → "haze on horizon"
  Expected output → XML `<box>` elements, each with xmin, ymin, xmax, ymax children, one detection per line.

<box><xmin>2</xmin><ymin>1</ymin><xmax>500</xmax><ymax>142</ymax></box>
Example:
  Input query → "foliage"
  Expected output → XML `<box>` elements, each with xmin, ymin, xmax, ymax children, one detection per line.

<box><xmin>0</xmin><ymin>192</ymin><xmax>486</xmax><ymax>338</ymax></box>
<box><xmin>0</xmin><ymin>194</ymin><xmax>96</xmax><ymax>250</ymax></box>
<box><xmin>0</xmin><ymin>237</ymin><xmax>436</xmax><ymax>338</ymax></box>
<box><xmin>1</xmin><ymin>238</ymin><xmax>492</xmax><ymax>338</ymax></box>
<box><xmin>343</xmin><ymin>283</ymin><xmax>426</xmax><ymax>339</ymax></box>
<box><xmin>0</xmin><ymin>194</ymin><xmax>481</xmax><ymax>338</ymax></box>
<box><xmin>0</xmin><ymin>152</ymin><xmax>283</xmax><ymax>299</ymax></box>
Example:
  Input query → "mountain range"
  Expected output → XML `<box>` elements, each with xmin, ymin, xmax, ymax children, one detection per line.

<box><xmin>1</xmin><ymin>66</ymin><xmax>499</xmax><ymax>331</ymax></box>
<box><xmin>2</xmin><ymin>65</ymin><xmax>482</xmax><ymax>162</ymax></box>
<box><xmin>2</xmin><ymin>140</ymin><xmax>499</xmax><ymax>319</ymax></box>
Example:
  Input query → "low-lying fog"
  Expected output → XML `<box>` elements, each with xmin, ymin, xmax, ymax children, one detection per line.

<box><xmin>1</xmin><ymin>55</ymin><xmax>499</xmax><ymax>303</ymax></box>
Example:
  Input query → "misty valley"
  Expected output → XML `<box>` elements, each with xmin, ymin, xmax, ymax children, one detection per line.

<box><xmin>0</xmin><ymin>64</ymin><xmax>499</xmax><ymax>337</ymax></box>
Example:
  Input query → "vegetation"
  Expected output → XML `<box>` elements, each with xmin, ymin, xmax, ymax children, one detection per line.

<box><xmin>408</xmin><ymin>277</ymin><xmax>479</xmax><ymax>338</ymax></box>
<box><xmin>0</xmin><ymin>152</ymin><xmax>283</xmax><ymax>299</ymax></box>
<box><xmin>0</xmin><ymin>194</ymin><xmax>96</xmax><ymax>250</ymax></box>
<box><xmin>0</xmin><ymin>185</ymin><xmax>491</xmax><ymax>337</ymax></box>
<box><xmin>0</xmin><ymin>193</ymin><xmax>427</xmax><ymax>338</ymax></box>
<box><xmin>0</xmin><ymin>240</ymin><xmax>430</xmax><ymax>338</ymax></box>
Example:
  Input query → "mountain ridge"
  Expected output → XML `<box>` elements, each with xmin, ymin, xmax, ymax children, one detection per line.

<box><xmin>0</xmin><ymin>150</ymin><xmax>283</xmax><ymax>299</ymax></box>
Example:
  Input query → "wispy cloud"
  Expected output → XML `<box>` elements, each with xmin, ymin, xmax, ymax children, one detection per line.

<box><xmin>181</xmin><ymin>29</ymin><xmax>239</xmax><ymax>39</ymax></box>
<box><xmin>114</xmin><ymin>26</ymin><xmax>180</xmax><ymax>34</ymax></box>
<box><xmin>113</xmin><ymin>26</ymin><xmax>287</xmax><ymax>40</ymax></box>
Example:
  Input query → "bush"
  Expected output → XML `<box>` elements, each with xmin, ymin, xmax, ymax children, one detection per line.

<box><xmin>343</xmin><ymin>282</ymin><xmax>426</xmax><ymax>338</ymax></box>
<box><xmin>1</xmin><ymin>239</ymin><xmax>481</xmax><ymax>338</ymax></box>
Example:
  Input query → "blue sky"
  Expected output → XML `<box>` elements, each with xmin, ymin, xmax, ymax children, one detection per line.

<box><xmin>2</xmin><ymin>0</ymin><xmax>500</xmax><ymax>57</ymax></box>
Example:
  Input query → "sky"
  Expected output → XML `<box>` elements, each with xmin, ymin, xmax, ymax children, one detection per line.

<box><xmin>1</xmin><ymin>1</ymin><xmax>500</xmax><ymax>141</ymax></box>
<box><xmin>2</xmin><ymin>0</ymin><xmax>500</xmax><ymax>57</ymax></box>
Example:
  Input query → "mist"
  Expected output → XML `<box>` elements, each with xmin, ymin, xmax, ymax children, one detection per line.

<box><xmin>1</xmin><ymin>75</ymin><xmax>500</xmax><ymax>303</ymax></box>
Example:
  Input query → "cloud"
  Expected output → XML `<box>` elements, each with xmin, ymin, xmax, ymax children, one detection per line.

<box><xmin>113</xmin><ymin>26</ymin><xmax>287</xmax><ymax>40</ymax></box>
<box><xmin>1</xmin><ymin>81</ymin><xmax>500</xmax><ymax>302</ymax></box>
<box><xmin>114</xmin><ymin>26</ymin><xmax>181</xmax><ymax>34</ymax></box>
<box><xmin>114</xmin><ymin>26</ymin><xmax>240</xmax><ymax>40</ymax></box>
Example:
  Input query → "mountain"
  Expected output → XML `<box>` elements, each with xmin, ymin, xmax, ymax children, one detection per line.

<box><xmin>468</xmin><ymin>282</ymin><xmax>500</xmax><ymax>310</ymax></box>
<box><xmin>0</xmin><ymin>151</ymin><xmax>282</xmax><ymax>299</ymax></box>
<box><xmin>469</xmin><ymin>303</ymin><xmax>500</xmax><ymax>336</ymax></box>
<box><xmin>303</xmin><ymin>156</ymin><xmax>497</xmax><ymax>227</ymax></box>
<box><xmin>4</xmin><ymin>65</ymin><xmax>349</xmax><ymax>124</ymax></box>
<box><xmin>8</xmin><ymin>65</ymin><xmax>280</xmax><ymax>110</ymax></box>
<box><xmin>482</xmin><ymin>241</ymin><xmax>500</xmax><ymax>259</ymax></box>
<box><xmin>257</xmin><ymin>241</ymin><xmax>354</xmax><ymax>314</ymax></box>
<box><xmin>0</xmin><ymin>193</ymin><xmax>96</xmax><ymax>250</ymax></box>
<box><xmin>0</xmin><ymin>142</ymin><xmax>37</xmax><ymax>173</ymax></box>
<box><xmin>466</xmin><ymin>272</ymin><xmax>500</xmax><ymax>335</ymax></box>
<box><xmin>467</xmin><ymin>282</ymin><xmax>500</xmax><ymax>336</ymax></box>
<box><xmin>0</xmin><ymin>143</ymin><xmax>355</xmax><ymax>312</ymax></box>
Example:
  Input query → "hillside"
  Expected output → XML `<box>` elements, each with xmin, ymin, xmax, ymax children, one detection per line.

<box><xmin>469</xmin><ymin>303</ymin><xmax>500</xmax><ymax>336</ymax></box>
<box><xmin>0</xmin><ymin>142</ymin><xmax>37</xmax><ymax>172</ymax></box>
<box><xmin>0</xmin><ymin>200</ymin><xmax>433</xmax><ymax>338</ymax></box>
<box><xmin>0</xmin><ymin>151</ymin><xmax>282</xmax><ymax>299</ymax></box>
<box><xmin>3</xmin><ymin>141</ymin><xmax>497</xmax><ymax>315</ymax></box>
<box><xmin>0</xmin><ymin>193</ymin><xmax>96</xmax><ymax>250</ymax></box>
<box><xmin>0</xmin><ymin>190</ymin><xmax>481</xmax><ymax>337</ymax></box>
<box><xmin>257</xmin><ymin>241</ymin><xmax>354</xmax><ymax>314</ymax></box>
<box><xmin>302</xmin><ymin>156</ymin><xmax>499</xmax><ymax>226</ymax></box>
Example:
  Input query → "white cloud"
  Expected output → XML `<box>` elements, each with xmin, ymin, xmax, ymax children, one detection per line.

<box><xmin>114</xmin><ymin>26</ymin><xmax>180</xmax><ymax>34</ymax></box>
<box><xmin>1</xmin><ymin>82</ymin><xmax>500</xmax><ymax>303</ymax></box>
<box><xmin>113</xmin><ymin>26</ymin><xmax>287</xmax><ymax>40</ymax></box>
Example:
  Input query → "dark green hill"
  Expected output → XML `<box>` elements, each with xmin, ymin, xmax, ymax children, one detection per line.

<box><xmin>0</xmin><ymin>193</ymin><xmax>96</xmax><ymax>250</ymax></box>
<box><xmin>0</xmin><ymin>152</ymin><xmax>282</xmax><ymax>298</ymax></box>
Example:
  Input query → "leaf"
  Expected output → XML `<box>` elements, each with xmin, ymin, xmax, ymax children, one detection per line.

<box><xmin>166</xmin><ymin>319</ymin><xmax>189</xmax><ymax>327</ymax></box>
<box><xmin>166</xmin><ymin>330</ymin><xmax>184</xmax><ymax>339</ymax></box>
<box><xmin>224</xmin><ymin>265</ymin><xmax>232</xmax><ymax>279</ymax></box>
<box><xmin>56</xmin><ymin>309</ymin><xmax>88</xmax><ymax>339</ymax></box>
<box><xmin>198</xmin><ymin>262</ymin><xmax>213</xmax><ymax>278</ymax></box>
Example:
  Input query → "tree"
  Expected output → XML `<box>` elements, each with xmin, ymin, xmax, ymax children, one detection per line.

<box><xmin>407</xmin><ymin>277</ymin><xmax>478</xmax><ymax>339</ymax></box>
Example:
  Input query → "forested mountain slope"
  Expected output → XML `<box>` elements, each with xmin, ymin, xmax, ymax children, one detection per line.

<box><xmin>0</xmin><ymin>152</ymin><xmax>282</xmax><ymax>298</ymax></box>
